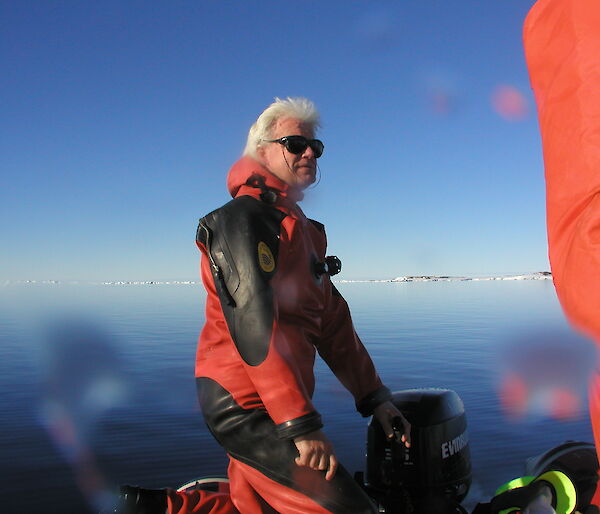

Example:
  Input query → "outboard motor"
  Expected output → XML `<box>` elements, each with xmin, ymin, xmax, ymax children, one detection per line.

<box><xmin>360</xmin><ymin>389</ymin><xmax>471</xmax><ymax>513</ymax></box>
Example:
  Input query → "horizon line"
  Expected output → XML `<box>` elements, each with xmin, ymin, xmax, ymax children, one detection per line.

<box><xmin>2</xmin><ymin>271</ymin><xmax>553</xmax><ymax>286</ymax></box>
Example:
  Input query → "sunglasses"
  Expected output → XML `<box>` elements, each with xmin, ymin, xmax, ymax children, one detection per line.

<box><xmin>265</xmin><ymin>135</ymin><xmax>324</xmax><ymax>158</ymax></box>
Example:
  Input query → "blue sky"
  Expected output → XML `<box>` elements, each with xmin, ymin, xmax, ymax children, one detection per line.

<box><xmin>1</xmin><ymin>0</ymin><xmax>544</xmax><ymax>281</ymax></box>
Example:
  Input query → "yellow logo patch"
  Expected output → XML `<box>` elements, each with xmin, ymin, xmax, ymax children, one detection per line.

<box><xmin>257</xmin><ymin>242</ymin><xmax>275</xmax><ymax>273</ymax></box>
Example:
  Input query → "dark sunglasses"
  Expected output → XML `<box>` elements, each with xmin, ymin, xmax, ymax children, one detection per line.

<box><xmin>265</xmin><ymin>135</ymin><xmax>324</xmax><ymax>158</ymax></box>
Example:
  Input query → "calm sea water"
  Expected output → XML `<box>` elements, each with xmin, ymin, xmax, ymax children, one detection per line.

<box><xmin>0</xmin><ymin>280</ymin><xmax>595</xmax><ymax>513</ymax></box>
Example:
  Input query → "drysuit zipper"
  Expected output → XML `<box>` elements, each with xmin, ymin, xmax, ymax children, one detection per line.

<box><xmin>200</xmin><ymin>222</ymin><xmax>236</xmax><ymax>307</ymax></box>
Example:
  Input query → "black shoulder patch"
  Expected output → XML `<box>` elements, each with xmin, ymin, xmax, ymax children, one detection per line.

<box><xmin>199</xmin><ymin>196</ymin><xmax>286</xmax><ymax>366</ymax></box>
<box><xmin>308</xmin><ymin>219</ymin><xmax>325</xmax><ymax>233</ymax></box>
<box><xmin>331</xmin><ymin>283</ymin><xmax>343</xmax><ymax>298</ymax></box>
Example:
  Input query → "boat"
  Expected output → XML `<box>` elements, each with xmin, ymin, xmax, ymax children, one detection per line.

<box><xmin>115</xmin><ymin>389</ymin><xmax>599</xmax><ymax>514</ymax></box>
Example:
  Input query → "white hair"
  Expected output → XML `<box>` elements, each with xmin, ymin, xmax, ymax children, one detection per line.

<box><xmin>243</xmin><ymin>97</ymin><xmax>321</xmax><ymax>158</ymax></box>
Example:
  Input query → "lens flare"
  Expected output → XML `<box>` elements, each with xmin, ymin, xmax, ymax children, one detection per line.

<box><xmin>355</xmin><ymin>8</ymin><xmax>400</xmax><ymax>52</ymax></box>
<box><xmin>549</xmin><ymin>388</ymin><xmax>581</xmax><ymax>420</ymax></box>
<box><xmin>495</xmin><ymin>327</ymin><xmax>595</xmax><ymax>421</ymax></box>
<box><xmin>37</xmin><ymin>318</ymin><xmax>130</xmax><ymax>512</ymax></box>
<box><xmin>491</xmin><ymin>85</ymin><xmax>529</xmax><ymax>121</ymax></box>
<box><xmin>499</xmin><ymin>373</ymin><xmax>528</xmax><ymax>419</ymax></box>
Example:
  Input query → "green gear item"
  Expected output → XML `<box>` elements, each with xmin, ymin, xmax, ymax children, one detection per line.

<box><xmin>495</xmin><ymin>476</ymin><xmax>535</xmax><ymax>496</ymax></box>
<box><xmin>492</xmin><ymin>470</ymin><xmax>576</xmax><ymax>514</ymax></box>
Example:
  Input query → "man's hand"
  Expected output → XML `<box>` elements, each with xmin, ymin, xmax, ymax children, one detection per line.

<box><xmin>293</xmin><ymin>429</ymin><xmax>338</xmax><ymax>481</ymax></box>
<box><xmin>373</xmin><ymin>401</ymin><xmax>411</xmax><ymax>448</ymax></box>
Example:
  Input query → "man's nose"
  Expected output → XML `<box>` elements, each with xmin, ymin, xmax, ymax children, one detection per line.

<box><xmin>302</xmin><ymin>145</ymin><xmax>315</xmax><ymax>159</ymax></box>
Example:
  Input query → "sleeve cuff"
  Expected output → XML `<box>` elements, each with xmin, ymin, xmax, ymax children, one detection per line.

<box><xmin>275</xmin><ymin>412</ymin><xmax>323</xmax><ymax>439</ymax></box>
<box><xmin>356</xmin><ymin>386</ymin><xmax>392</xmax><ymax>417</ymax></box>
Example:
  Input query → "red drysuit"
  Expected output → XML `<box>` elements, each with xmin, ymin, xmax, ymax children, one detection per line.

<box><xmin>191</xmin><ymin>156</ymin><xmax>390</xmax><ymax>513</ymax></box>
<box><xmin>524</xmin><ymin>0</ymin><xmax>600</xmax><ymax>505</ymax></box>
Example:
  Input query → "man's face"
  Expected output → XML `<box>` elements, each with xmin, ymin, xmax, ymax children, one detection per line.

<box><xmin>257</xmin><ymin>117</ymin><xmax>317</xmax><ymax>191</ymax></box>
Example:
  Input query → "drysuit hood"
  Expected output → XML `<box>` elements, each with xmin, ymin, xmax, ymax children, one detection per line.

<box><xmin>226</xmin><ymin>156</ymin><xmax>304</xmax><ymax>203</ymax></box>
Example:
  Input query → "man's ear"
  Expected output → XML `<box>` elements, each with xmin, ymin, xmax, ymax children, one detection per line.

<box><xmin>256</xmin><ymin>145</ymin><xmax>268</xmax><ymax>165</ymax></box>
<box><xmin>256</xmin><ymin>145</ymin><xmax>265</xmax><ymax>160</ymax></box>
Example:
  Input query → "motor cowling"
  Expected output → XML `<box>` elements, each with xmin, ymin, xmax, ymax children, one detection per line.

<box><xmin>363</xmin><ymin>389</ymin><xmax>471</xmax><ymax>513</ymax></box>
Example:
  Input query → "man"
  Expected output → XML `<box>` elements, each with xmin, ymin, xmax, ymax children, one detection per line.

<box><xmin>115</xmin><ymin>97</ymin><xmax>410</xmax><ymax>514</ymax></box>
<box><xmin>193</xmin><ymin>97</ymin><xmax>410</xmax><ymax>513</ymax></box>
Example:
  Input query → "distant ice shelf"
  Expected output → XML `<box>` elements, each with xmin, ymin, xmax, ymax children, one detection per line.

<box><xmin>4</xmin><ymin>272</ymin><xmax>553</xmax><ymax>286</ymax></box>
<box><xmin>336</xmin><ymin>272</ymin><xmax>553</xmax><ymax>283</ymax></box>
<box><xmin>2</xmin><ymin>279</ymin><xmax>201</xmax><ymax>286</ymax></box>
